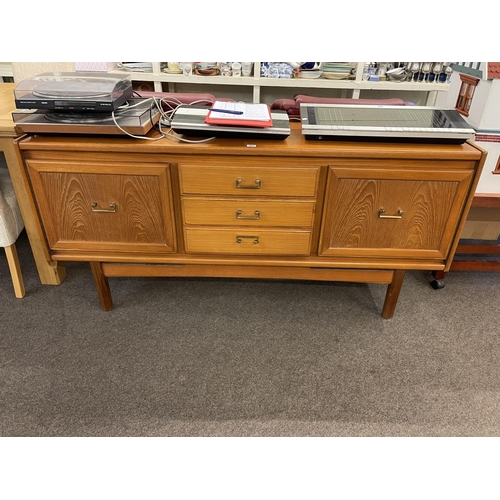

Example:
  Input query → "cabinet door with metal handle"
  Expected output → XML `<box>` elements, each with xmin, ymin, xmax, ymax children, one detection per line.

<box><xmin>319</xmin><ymin>165</ymin><xmax>474</xmax><ymax>260</ymax></box>
<box><xmin>25</xmin><ymin>161</ymin><xmax>177</xmax><ymax>253</ymax></box>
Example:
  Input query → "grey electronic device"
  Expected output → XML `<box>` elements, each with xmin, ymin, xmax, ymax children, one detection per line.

<box><xmin>300</xmin><ymin>104</ymin><xmax>476</xmax><ymax>144</ymax></box>
<box><xmin>14</xmin><ymin>72</ymin><xmax>133</xmax><ymax>112</ymax></box>
<box><xmin>12</xmin><ymin>98</ymin><xmax>159</xmax><ymax>136</ymax></box>
<box><xmin>171</xmin><ymin>105</ymin><xmax>291</xmax><ymax>140</ymax></box>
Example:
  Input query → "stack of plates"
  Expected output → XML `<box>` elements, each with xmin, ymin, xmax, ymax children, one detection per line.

<box><xmin>320</xmin><ymin>62</ymin><xmax>352</xmax><ymax>80</ymax></box>
<box><xmin>118</xmin><ymin>62</ymin><xmax>153</xmax><ymax>72</ymax></box>
<box><xmin>299</xmin><ymin>70</ymin><xmax>323</xmax><ymax>79</ymax></box>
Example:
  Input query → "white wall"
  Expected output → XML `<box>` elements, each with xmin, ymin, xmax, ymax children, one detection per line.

<box><xmin>12</xmin><ymin>62</ymin><xmax>75</xmax><ymax>82</ymax></box>
<box><xmin>440</xmin><ymin>70</ymin><xmax>500</xmax><ymax>194</ymax></box>
<box><xmin>475</xmin><ymin>141</ymin><xmax>500</xmax><ymax>194</ymax></box>
<box><xmin>479</xmin><ymin>79</ymin><xmax>500</xmax><ymax>131</ymax></box>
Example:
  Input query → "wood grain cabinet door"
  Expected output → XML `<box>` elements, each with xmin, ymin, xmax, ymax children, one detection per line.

<box><xmin>26</xmin><ymin>161</ymin><xmax>176</xmax><ymax>253</ymax></box>
<box><xmin>319</xmin><ymin>165</ymin><xmax>474</xmax><ymax>260</ymax></box>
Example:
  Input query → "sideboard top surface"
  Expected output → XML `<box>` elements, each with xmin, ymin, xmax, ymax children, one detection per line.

<box><xmin>18</xmin><ymin>123</ymin><xmax>483</xmax><ymax>161</ymax></box>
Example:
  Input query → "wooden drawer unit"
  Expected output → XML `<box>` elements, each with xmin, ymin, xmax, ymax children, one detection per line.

<box><xmin>26</xmin><ymin>160</ymin><xmax>177</xmax><ymax>254</ymax></box>
<box><xmin>319</xmin><ymin>164</ymin><xmax>474</xmax><ymax>259</ymax></box>
<box><xmin>179</xmin><ymin>160</ymin><xmax>319</xmax><ymax>256</ymax></box>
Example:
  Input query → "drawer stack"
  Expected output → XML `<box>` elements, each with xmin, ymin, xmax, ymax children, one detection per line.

<box><xmin>179</xmin><ymin>160</ymin><xmax>320</xmax><ymax>256</ymax></box>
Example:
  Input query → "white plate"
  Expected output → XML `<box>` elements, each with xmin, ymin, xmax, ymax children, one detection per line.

<box><xmin>299</xmin><ymin>71</ymin><xmax>323</xmax><ymax>79</ymax></box>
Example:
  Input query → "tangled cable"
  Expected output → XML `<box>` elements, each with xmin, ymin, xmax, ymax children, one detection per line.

<box><xmin>111</xmin><ymin>96</ymin><xmax>216</xmax><ymax>143</ymax></box>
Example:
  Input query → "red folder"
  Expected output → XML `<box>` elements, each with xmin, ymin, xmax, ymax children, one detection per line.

<box><xmin>205</xmin><ymin>104</ymin><xmax>273</xmax><ymax>128</ymax></box>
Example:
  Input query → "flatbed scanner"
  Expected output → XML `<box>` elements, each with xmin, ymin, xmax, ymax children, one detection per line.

<box><xmin>300</xmin><ymin>104</ymin><xmax>476</xmax><ymax>144</ymax></box>
<box><xmin>171</xmin><ymin>105</ymin><xmax>290</xmax><ymax>140</ymax></box>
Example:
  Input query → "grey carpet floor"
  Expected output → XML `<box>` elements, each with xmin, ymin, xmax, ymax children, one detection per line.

<box><xmin>1</xmin><ymin>230</ymin><xmax>500</xmax><ymax>437</ymax></box>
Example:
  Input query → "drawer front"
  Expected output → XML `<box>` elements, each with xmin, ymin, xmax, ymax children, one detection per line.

<box><xmin>184</xmin><ymin>228</ymin><xmax>312</xmax><ymax>255</ymax></box>
<box><xmin>319</xmin><ymin>167</ymin><xmax>473</xmax><ymax>259</ymax></box>
<box><xmin>179</xmin><ymin>163</ymin><xmax>319</xmax><ymax>197</ymax></box>
<box><xmin>27</xmin><ymin>161</ymin><xmax>176</xmax><ymax>253</ymax></box>
<box><xmin>182</xmin><ymin>198</ymin><xmax>315</xmax><ymax>227</ymax></box>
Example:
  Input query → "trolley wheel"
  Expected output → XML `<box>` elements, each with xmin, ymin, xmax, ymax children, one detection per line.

<box><xmin>430</xmin><ymin>279</ymin><xmax>445</xmax><ymax>290</ymax></box>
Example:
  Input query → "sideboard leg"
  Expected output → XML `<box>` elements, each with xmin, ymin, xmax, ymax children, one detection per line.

<box><xmin>432</xmin><ymin>270</ymin><xmax>446</xmax><ymax>280</ymax></box>
<box><xmin>430</xmin><ymin>270</ymin><xmax>446</xmax><ymax>290</ymax></box>
<box><xmin>90</xmin><ymin>262</ymin><xmax>113</xmax><ymax>311</ymax></box>
<box><xmin>382</xmin><ymin>270</ymin><xmax>406</xmax><ymax>319</ymax></box>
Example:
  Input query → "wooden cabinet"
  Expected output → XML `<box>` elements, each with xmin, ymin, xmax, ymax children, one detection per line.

<box><xmin>16</xmin><ymin>127</ymin><xmax>487</xmax><ymax>318</ymax></box>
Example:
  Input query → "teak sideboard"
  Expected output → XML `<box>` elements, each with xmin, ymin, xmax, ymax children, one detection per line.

<box><xmin>14</xmin><ymin>125</ymin><xmax>487</xmax><ymax>318</ymax></box>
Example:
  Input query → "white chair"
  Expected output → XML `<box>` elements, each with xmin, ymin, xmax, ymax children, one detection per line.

<box><xmin>0</xmin><ymin>167</ymin><xmax>25</xmax><ymax>297</ymax></box>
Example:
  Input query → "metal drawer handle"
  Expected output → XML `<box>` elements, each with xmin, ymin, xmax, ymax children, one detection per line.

<box><xmin>91</xmin><ymin>202</ymin><xmax>117</xmax><ymax>213</ymax></box>
<box><xmin>236</xmin><ymin>235</ymin><xmax>259</xmax><ymax>244</ymax></box>
<box><xmin>379</xmin><ymin>208</ymin><xmax>404</xmax><ymax>219</ymax></box>
<box><xmin>236</xmin><ymin>178</ymin><xmax>261</xmax><ymax>189</ymax></box>
<box><xmin>236</xmin><ymin>210</ymin><xmax>260</xmax><ymax>220</ymax></box>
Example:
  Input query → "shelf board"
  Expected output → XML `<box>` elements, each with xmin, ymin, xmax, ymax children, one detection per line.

<box><xmin>357</xmin><ymin>81</ymin><xmax>450</xmax><ymax>92</ymax></box>
<box><xmin>0</xmin><ymin>63</ymin><xmax>13</xmax><ymax>77</ymax></box>
<box><xmin>110</xmin><ymin>70</ymin><xmax>260</xmax><ymax>87</ymax></box>
<box><xmin>110</xmin><ymin>69</ymin><xmax>450</xmax><ymax>92</ymax></box>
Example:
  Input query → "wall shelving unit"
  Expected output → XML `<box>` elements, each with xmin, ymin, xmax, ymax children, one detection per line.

<box><xmin>110</xmin><ymin>62</ymin><xmax>451</xmax><ymax>106</ymax></box>
<box><xmin>0</xmin><ymin>62</ymin><xmax>14</xmax><ymax>82</ymax></box>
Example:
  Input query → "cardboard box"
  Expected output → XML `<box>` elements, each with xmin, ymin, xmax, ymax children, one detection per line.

<box><xmin>461</xmin><ymin>207</ymin><xmax>500</xmax><ymax>240</ymax></box>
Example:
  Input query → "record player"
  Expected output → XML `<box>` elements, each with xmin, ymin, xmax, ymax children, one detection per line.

<box><xmin>12</xmin><ymin>98</ymin><xmax>160</xmax><ymax>136</ymax></box>
<box><xmin>14</xmin><ymin>72</ymin><xmax>133</xmax><ymax>111</ymax></box>
<box><xmin>12</xmin><ymin>72</ymin><xmax>160</xmax><ymax>136</ymax></box>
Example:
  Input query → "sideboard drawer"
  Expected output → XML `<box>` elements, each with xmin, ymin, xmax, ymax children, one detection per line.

<box><xmin>179</xmin><ymin>163</ymin><xmax>319</xmax><ymax>197</ymax></box>
<box><xmin>182</xmin><ymin>198</ymin><xmax>315</xmax><ymax>227</ymax></box>
<box><xmin>184</xmin><ymin>228</ymin><xmax>312</xmax><ymax>255</ymax></box>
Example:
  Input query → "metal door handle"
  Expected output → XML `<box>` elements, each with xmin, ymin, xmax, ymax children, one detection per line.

<box><xmin>236</xmin><ymin>235</ymin><xmax>259</xmax><ymax>244</ymax></box>
<box><xmin>91</xmin><ymin>203</ymin><xmax>117</xmax><ymax>213</ymax></box>
<box><xmin>236</xmin><ymin>178</ymin><xmax>261</xmax><ymax>189</ymax></box>
<box><xmin>378</xmin><ymin>208</ymin><xmax>404</xmax><ymax>219</ymax></box>
<box><xmin>236</xmin><ymin>210</ymin><xmax>260</xmax><ymax>220</ymax></box>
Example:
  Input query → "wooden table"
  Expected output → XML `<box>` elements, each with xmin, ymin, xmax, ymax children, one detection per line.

<box><xmin>0</xmin><ymin>82</ymin><xmax>66</xmax><ymax>284</ymax></box>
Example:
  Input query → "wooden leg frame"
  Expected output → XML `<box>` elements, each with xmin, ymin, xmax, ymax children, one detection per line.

<box><xmin>90</xmin><ymin>262</ymin><xmax>406</xmax><ymax>319</ymax></box>
<box><xmin>4</xmin><ymin>243</ymin><xmax>25</xmax><ymax>298</ymax></box>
